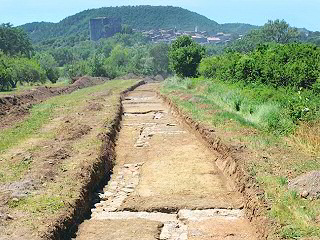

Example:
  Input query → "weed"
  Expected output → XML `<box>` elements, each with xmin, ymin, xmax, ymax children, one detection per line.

<box><xmin>278</xmin><ymin>176</ymin><xmax>288</xmax><ymax>186</ymax></box>
<box><xmin>280</xmin><ymin>225</ymin><xmax>302</xmax><ymax>239</ymax></box>
<box><xmin>289</xmin><ymin>120</ymin><xmax>320</xmax><ymax>156</ymax></box>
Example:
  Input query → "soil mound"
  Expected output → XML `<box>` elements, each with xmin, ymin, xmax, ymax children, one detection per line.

<box><xmin>0</xmin><ymin>76</ymin><xmax>108</xmax><ymax>129</ymax></box>
<box><xmin>86</xmin><ymin>102</ymin><xmax>104</xmax><ymax>111</ymax></box>
<box><xmin>57</xmin><ymin>121</ymin><xmax>92</xmax><ymax>141</ymax></box>
<box><xmin>288</xmin><ymin>171</ymin><xmax>320</xmax><ymax>199</ymax></box>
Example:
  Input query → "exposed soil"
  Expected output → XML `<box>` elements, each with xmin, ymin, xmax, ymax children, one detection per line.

<box><xmin>288</xmin><ymin>171</ymin><xmax>320</xmax><ymax>199</ymax></box>
<box><xmin>0</xmin><ymin>76</ymin><xmax>108</xmax><ymax>129</ymax></box>
<box><xmin>56</xmin><ymin>121</ymin><xmax>92</xmax><ymax>141</ymax></box>
<box><xmin>76</xmin><ymin>219</ymin><xmax>162</xmax><ymax>240</ymax></box>
<box><xmin>74</xmin><ymin>84</ymin><xmax>258</xmax><ymax>240</ymax></box>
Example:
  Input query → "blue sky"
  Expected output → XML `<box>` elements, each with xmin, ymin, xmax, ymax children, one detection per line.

<box><xmin>1</xmin><ymin>0</ymin><xmax>319</xmax><ymax>31</ymax></box>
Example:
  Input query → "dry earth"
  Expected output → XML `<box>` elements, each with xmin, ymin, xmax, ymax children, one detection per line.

<box><xmin>75</xmin><ymin>84</ymin><xmax>257</xmax><ymax>239</ymax></box>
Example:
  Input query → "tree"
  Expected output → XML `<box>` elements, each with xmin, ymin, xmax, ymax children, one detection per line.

<box><xmin>0</xmin><ymin>23</ymin><xmax>33</xmax><ymax>57</ymax></box>
<box><xmin>121</xmin><ymin>24</ymin><xmax>133</xmax><ymax>34</ymax></box>
<box><xmin>89</xmin><ymin>53</ymin><xmax>106</xmax><ymax>77</ymax></box>
<box><xmin>229</xmin><ymin>19</ymin><xmax>299</xmax><ymax>53</ymax></box>
<box><xmin>169</xmin><ymin>35</ymin><xmax>205</xmax><ymax>77</ymax></box>
<box><xmin>0</xmin><ymin>53</ymin><xmax>46</xmax><ymax>90</ymax></box>
<box><xmin>50</xmin><ymin>48</ymin><xmax>74</xmax><ymax>66</ymax></box>
<box><xmin>34</xmin><ymin>53</ymin><xmax>59</xmax><ymax>83</ymax></box>
<box><xmin>149</xmin><ymin>43</ymin><xmax>170</xmax><ymax>75</ymax></box>
<box><xmin>262</xmin><ymin>19</ymin><xmax>299</xmax><ymax>43</ymax></box>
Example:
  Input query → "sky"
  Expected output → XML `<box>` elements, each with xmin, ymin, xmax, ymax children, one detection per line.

<box><xmin>1</xmin><ymin>0</ymin><xmax>319</xmax><ymax>31</ymax></box>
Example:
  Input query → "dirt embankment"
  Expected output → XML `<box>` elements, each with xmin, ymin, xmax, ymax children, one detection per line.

<box><xmin>0</xmin><ymin>77</ymin><xmax>108</xmax><ymax>129</ymax></box>
<box><xmin>157</xmin><ymin>92</ymin><xmax>270</xmax><ymax>239</ymax></box>
<box><xmin>42</xmin><ymin>80</ymin><xmax>145</xmax><ymax>240</ymax></box>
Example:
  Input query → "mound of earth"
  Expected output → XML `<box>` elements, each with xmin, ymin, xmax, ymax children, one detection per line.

<box><xmin>0</xmin><ymin>76</ymin><xmax>108</xmax><ymax>129</ymax></box>
<box><xmin>288</xmin><ymin>171</ymin><xmax>320</xmax><ymax>199</ymax></box>
<box><xmin>57</xmin><ymin>121</ymin><xmax>92</xmax><ymax>141</ymax></box>
<box><xmin>86</xmin><ymin>102</ymin><xmax>104</xmax><ymax>111</ymax></box>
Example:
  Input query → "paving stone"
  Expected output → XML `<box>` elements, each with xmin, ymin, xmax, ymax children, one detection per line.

<box><xmin>103</xmin><ymin>191</ymin><xmax>114</xmax><ymax>197</ymax></box>
<box><xmin>122</xmin><ymin>188</ymin><xmax>135</xmax><ymax>193</ymax></box>
<box><xmin>94</xmin><ymin>203</ymin><xmax>104</xmax><ymax>208</ymax></box>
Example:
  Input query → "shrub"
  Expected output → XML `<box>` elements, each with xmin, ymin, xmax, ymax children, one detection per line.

<box><xmin>199</xmin><ymin>43</ymin><xmax>320</xmax><ymax>90</ymax></box>
<box><xmin>169</xmin><ymin>35</ymin><xmax>205</xmax><ymax>77</ymax></box>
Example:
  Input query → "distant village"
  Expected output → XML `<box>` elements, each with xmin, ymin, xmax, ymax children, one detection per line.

<box><xmin>135</xmin><ymin>27</ymin><xmax>236</xmax><ymax>45</ymax></box>
<box><xmin>89</xmin><ymin>17</ymin><xmax>237</xmax><ymax>44</ymax></box>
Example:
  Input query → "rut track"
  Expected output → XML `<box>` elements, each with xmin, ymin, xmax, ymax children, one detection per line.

<box><xmin>75</xmin><ymin>84</ymin><xmax>258</xmax><ymax>240</ymax></box>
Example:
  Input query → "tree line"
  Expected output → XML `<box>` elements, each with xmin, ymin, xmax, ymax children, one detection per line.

<box><xmin>0</xmin><ymin>23</ymin><xmax>171</xmax><ymax>90</ymax></box>
<box><xmin>167</xmin><ymin>20</ymin><xmax>320</xmax><ymax>124</ymax></box>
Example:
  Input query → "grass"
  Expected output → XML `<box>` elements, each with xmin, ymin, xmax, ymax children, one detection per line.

<box><xmin>258</xmin><ymin>176</ymin><xmax>320</xmax><ymax>239</ymax></box>
<box><xmin>162</xmin><ymin>76</ymin><xmax>320</xmax><ymax>239</ymax></box>
<box><xmin>289</xmin><ymin>121</ymin><xmax>320</xmax><ymax>156</ymax></box>
<box><xmin>0</xmin><ymin>103</ymin><xmax>56</xmax><ymax>153</ymax></box>
<box><xmin>8</xmin><ymin>195</ymin><xmax>65</xmax><ymax>214</ymax></box>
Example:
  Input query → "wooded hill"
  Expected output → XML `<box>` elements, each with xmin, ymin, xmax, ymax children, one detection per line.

<box><xmin>19</xmin><ymin>6</ymin><xmax>258</xmax><ymax>45</ymax></box>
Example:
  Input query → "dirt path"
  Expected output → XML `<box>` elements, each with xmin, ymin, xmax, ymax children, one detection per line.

<box><xmin>75</xmin><ymin>84</ymin><xmax>257</xmax><ymax>239</ymax></box>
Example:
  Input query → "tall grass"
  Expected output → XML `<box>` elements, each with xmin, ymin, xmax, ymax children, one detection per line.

<box><xmin>164</xmin><ymin>77</ymin><xmax>300</xmax><ymax>135</ymax></box>
<box><xmin>290</xmin><ymin>121</ymin><xmax>320</xmax><ymax>156</ymax></box>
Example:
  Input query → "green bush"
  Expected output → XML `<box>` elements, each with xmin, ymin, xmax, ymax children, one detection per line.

<box><xmin>46</xmin><ymin>68</ymin><xmax>59</xmax><ymax>83</ymax></box>
<box><xmin>312</xmin><ymin>78</ymin><xmax>320</xmax><ymax>95</ymax></box>
<box><xmin>199</xmin><ymin>43</ymin><xmax>320</xmax><ymax>89</ymax></box>
<box><xmin>169</xmin><ymin>35</ymin><xmax>205</xmax><ymax>77</ymax></box>
<box><xmin>65</xmin><ymin>60</ymin><xmax>90</xmax><ymax>78</ymax></box>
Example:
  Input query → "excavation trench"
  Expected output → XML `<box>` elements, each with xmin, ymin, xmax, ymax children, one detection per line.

<box><xmin>74</xmin><ymin>84</ymin><xmax>258</xmax><ymax>240</ymax></box>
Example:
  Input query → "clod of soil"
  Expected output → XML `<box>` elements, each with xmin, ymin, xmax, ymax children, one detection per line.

<box><xmin>288</xmin><ymin>171</ymin><xmax>320</xmax><ymax>199</ymax></box>
<box><xmin>47</xmin><ymin>147</ymin><xmax>72</xmax><ymax>161</ymax></box>
<box><xmin>86</xmin><ymin>102</ymin><xmax>104</xmax><ymax>111</ymax></box>
<box><xmin>5</xmin><ymin>179</ymin><xmax>36</xmax><ymax>199</ymax></box>
<box><xmin>57</xmin><ymin>122</ymin><xmax>92</xmax><ymax>141</ymax></box>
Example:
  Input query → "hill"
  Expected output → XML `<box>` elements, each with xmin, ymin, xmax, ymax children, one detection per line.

<box><xmin>221</xmin><ymin>23</ymin><xmax>259</xmax><ymax>35</ymax></box>
<box><xmin>19</xmin><ymin>6</ymin><xmax>257</xmax><ymax>46</ymax></box>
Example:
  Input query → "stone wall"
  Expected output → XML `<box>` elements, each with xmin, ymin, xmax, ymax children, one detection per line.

<box><xmin>89</xmin><ymin>17</ymin><xmax>122</xmax><ymax>41</ymax></box>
